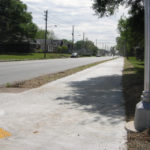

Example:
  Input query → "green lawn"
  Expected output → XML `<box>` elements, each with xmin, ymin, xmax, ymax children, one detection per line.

<box><xmin>123</xmin><ymin>57</ymin><xmax>144</xmax><ymax>121</ymax></box>
<box><xmin>0</xmin><ymin>53</ymin><xmax>71</xmax><ymax>61</ymax></box>
<box><xmin>128</xmin><ymin>57</ymin><xmax>144</xmax><ymax>71</ymax></box>
<box><xmin>123</xmin><ymin>58</ymin><xmax>150</xmax><ymax>150</ymax></box>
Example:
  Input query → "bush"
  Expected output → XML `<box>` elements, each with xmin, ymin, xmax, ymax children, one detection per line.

<box><xmin>57</xmin><ymin>46</ymin><xmax>68</xmax><ymax>53</ymax></box>
<box><xmin>0</xmin><ymin>42</ymin><xmax>37</xmax><ymax>54</ymax></box>
<box><xmin>135</xmin><ymin>47</ymin><xmax>144</xmax><ymax>61</ymax></box>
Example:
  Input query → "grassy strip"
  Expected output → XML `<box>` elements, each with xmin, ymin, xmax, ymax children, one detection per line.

<box><xmin>5</xmin><ymin>58</ymin><xmax>116</xmax><ymax>89</ymax></box>
<box><xmin>123</xmin><ymin>57</ymin><xmax>144</xmax><ymax>121</ymax></box>
<box><xmin>0</xmin><ymin>53</ymin><xmax>70</xmax><ymax>61</ymax></box>
<box><xmin>123</xmin><ymin>57</ymin><xmax>150</xmax><ymax>150</ymax></box>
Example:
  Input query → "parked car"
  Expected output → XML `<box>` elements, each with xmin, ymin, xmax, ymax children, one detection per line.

<box><xmin>71</xmin><ymin>52</ymin><xmax>78</xmax><ymax>58</ymax></box>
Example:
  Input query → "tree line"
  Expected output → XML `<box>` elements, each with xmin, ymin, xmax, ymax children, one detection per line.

<box><xmin>0</xmin><ymin>0</ymin><xmax>59</xmax><ymax>53</ymax></box>
<box><xmin>0</xmin><ymin>0</ymin><xmax>98</xmax><ymax>55</ymax></box>
<box><xmin>93</xmin><ymin>0</ymin><xmax>144</xmax><ymax>60</ymax></box>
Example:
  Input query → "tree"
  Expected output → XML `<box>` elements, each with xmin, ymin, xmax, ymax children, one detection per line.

<box><xmin>0</xmin><ymin>0</ymin><xmax>37</xmax><ymax>44</ymax></box>
<box><xmin>85</xmin><ymin>40</ymin><xmax>98</xmax><ymax>55</ymax></box>
<box><xmin>116</xmin><ymin>37</ymin><xmax>125</xmax><ymax>56</ymax></box>
<box><xmin>116</xmin><ymin>14</ymin><xmax>144</xmax><ymax>59</ymax></box>
<box><xmin>110</xmin><ymin>46</ymin><xmax>116</xmax><ymax>56</ymax></box>
<box><xmin>48</xmin><ymin>30</ymin><xmax>57</xmax><ymax>40</ymax></box>
<box><xmin>74</xmin><ymin>40</ymin><xmax>85</xmax><ymax>50</ymax></box>
<box><xmin>75</xmin><ymin>40</ymin><xmax>98</xmax><ymax>56</ymax></box>
<box><xmin>35</xmin><ymin>28</ymin><xmax>57</xmax><ymax>40</ymax></box>
<box><xmin>93</xmin><ymin>0</ymin><xmax>144</xmax><ymax>59</ymax></box>
<box><xmin>62</xmin><ymin>39</ymin><xmax>72</xmax><ymax>51</ymax></box>
<box><xmin>57</xmin><ymin>45</ymin><xmax>68</xmax><ymax>53</ymax></box>
<box><xmin>92</xmin><ymin>0</ymin><xmax>143</xmax><ymax>18</ymax></box>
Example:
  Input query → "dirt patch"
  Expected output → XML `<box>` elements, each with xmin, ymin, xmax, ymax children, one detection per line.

<box><xmin>128</xmin><ymin>130</ymin><xmax>150</xmax><ymax>150</ymax></box>
<box><xmin>0</xmin><ymin>88</ymin><xmax>29</xmax><ymax>93</ymax></box>
<box><xmin>0</xmin><ymin>58</ymin><xmax>116</xmax><ymax>93</ymax></box>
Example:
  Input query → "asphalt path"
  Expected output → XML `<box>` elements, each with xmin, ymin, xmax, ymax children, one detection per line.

<box><xmin>0</xmin><ymin>57</ymin><xmax>113</xmax><ymax>85</ymax></box>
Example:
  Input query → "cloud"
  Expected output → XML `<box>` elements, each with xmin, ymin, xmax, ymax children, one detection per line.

<box><xmin>22</xmin><ymin>0</ymin><xmax>129</xmax><ymax>48</ymax></box>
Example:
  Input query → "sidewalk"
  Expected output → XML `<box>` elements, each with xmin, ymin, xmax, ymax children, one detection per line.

<box><xmin>0</xmin><ymin>57</ymin><xmax>127</xmax><ymax>150</ymax></box>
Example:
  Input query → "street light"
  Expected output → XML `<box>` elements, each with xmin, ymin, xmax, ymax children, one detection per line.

<box><xmin>134</xmin><ymin>0</ymin><xmax>150</xmax><ymax>131</ymax></box>
<box><xmin>126</xmin><ymin>0</ymin><xmax>150</xmax><ymax>132</ymax></box>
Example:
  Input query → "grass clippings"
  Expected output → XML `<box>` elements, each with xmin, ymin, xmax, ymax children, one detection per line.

<box><xmin>123</xmin><ymin>57</ymin><xmax>150</xmax><ymax>150</ymax></box>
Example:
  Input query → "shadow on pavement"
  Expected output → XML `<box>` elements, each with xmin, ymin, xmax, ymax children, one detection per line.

<box><xmin>56</xmin><ymin>75</ymin><xmax>125</xmax><ymax>125</ymax></box>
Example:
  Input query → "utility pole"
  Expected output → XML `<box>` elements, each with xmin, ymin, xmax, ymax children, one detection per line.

<box><xmin>44</xmin><ymin>10</ymin><xmax>48</xmax><ymax>59</ymax></box>
<box><xmin>83</xmin><ymin>32</ymin><xmax>85</xmax><ymax>41</ymax></box>
<box><xmin>72</xmin><ymin>25</ymin><xmax>74</xmax><ymax>52</ymax></box>
<box><xmin>126</xmin><ymin>0</ymin><xmax>150</xmax><ymax>132</ymax></box>
<box><xmin>83</xmin><ymin>32</ymin><xmax>85</xmax><ymax>49</ymax></box>
<box><xmin>96</xmin><ymin>39</ymin><xmax>97</xmax><ymax>47</ymax></box>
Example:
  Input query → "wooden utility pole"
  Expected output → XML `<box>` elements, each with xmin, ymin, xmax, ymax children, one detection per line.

<box><xmin>83</xmin><ymin>32</ymin><xmax>85</xmax><ymax>49</ymax></box>
<box><xmin>72</xmin><ymin>25</ymin><xmax>74</xmax><ymax>52</ymax></box>
<box><xmin>83</xmin><ymin>32</ymin><xmax>85</xmax><ymax>41</ymax></box>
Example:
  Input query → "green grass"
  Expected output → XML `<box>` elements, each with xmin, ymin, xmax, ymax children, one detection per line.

<box><xmin>122</xmin><ymin>57</ymin><xmax>150</xmax><ymax>150</ymax></box>
<box><xmin>123</xmin><ymin>57</ymin><xmax>144</xmax><ymax>121</ymax></box>
<box><xmin>128</xmin><ymin>57</ymin><xmax>144</xmax><ymax>71</ymax></box>
<box><xmin>0</xmin><ymin>53</ymin><xmax>71</xmax><ymax>61</ymax></box>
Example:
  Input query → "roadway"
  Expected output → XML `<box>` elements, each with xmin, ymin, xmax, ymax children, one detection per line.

<box><xmin>0</xmin><ymin>57</ymin><xmax>113</xmax><ymax>85</ymax></box>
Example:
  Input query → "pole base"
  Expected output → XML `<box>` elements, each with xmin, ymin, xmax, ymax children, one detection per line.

<box><xmin>125</xmin><ymin>121</ymin><xmax>138</xmax><ymax>133</ymax></box>
<box><xmin>134</xmin><ymin>101</ymin><xmax>150</xmax><ymax>131</ymax></box>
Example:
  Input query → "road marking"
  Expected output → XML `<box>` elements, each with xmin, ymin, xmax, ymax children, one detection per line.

<box><xmin>0</xmin><ymin>128</ymin><xmax>11</xmax><ymax>139</ymax></box>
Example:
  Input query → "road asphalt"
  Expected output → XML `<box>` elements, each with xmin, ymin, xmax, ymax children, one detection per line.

<box><xmin>0</xmin><ymin>56</ymin><xmax>113</xmax><ymax>85</ymax></box>
<box><xmin>0</xmin><ymin>57</ymin><xmax>127</xmax><ymax>150</ymax></box>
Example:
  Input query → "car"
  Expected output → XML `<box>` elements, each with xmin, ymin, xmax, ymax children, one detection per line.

<box><xmin>71</xmin><ymin>52</ymin><xmax>78</xmax><ymax>58</ymax></box>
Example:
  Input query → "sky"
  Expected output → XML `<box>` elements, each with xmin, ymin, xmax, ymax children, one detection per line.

<box><xmin>22</xmin><ymin>0</ymin><xmax>128</xmax><ymax>49</ymax></box>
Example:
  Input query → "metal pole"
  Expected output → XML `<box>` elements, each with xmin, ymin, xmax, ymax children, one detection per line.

<box><xmin>83</xmin><ymin>32</ymin><xmax>85</xmax><ymax>41</ymax></box>
<box><xmin>134</xmin><ymin>0</ymin><xmax>150</xmax><ymax>131</ymax></box>
<box><xmin>143</xmin><ymin>0</ymin><xmax>150</xmax><ymax>98</ymax></box>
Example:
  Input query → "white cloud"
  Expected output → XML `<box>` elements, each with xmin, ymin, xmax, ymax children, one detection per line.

<box><xmin>22</xmin><ymin>0</ymin><xmax>129</xmax><ymax>48</ymax></box>
<box><xmin>50</xmin><ymin>0</ymin><xmax>91</xmax><ymax>7</ymax></box>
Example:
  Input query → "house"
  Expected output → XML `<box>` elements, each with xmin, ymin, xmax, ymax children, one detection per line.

<box><xmin>97</xmin><ymin>49</ymin><xmax>110</xmax><ymax>56</ymax></box>
<box><xmin>36</xmin><ymin>39</ymin><xmax>64</xmax><ymax>52</ymax></box>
